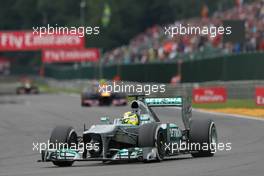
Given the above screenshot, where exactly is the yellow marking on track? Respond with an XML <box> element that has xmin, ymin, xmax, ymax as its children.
<box><xmin>201</xmin><ymin>108</ymin><xmax>264</xmax><ymax>119</ymax></box>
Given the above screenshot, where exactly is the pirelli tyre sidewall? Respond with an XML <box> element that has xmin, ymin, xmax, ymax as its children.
<box><xmin>138</xmin><ymin>122</ymin><xmax>165</xmax><ymax>161</ymax></box>
<box><xmin>189</xmin><ymin>119</ymin><xmax>218</xmax><ymax>157</ymax></box>
<box><xmin>49</xmin><ymin>126</ymin><xmax>78</xmax><ymax>167</ymax></box>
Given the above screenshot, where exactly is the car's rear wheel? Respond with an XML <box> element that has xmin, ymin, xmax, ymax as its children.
<box><xmin>31</xmin><ymin>87</ymin><xmax>39</xmax><ymax>94</ymax></box>
<box><xmin>189</xmin><ymin>119</ymin><xmax>217</xmax><ymax>157</ymax></box>
<box><xmin>16</xmin><ymin>87</ymin><xmax>24</xmax><ymax>95</ymax></box>
<box><xmin>138</xmin><ymin>123</ymin><xmax>165</xmax><ymax>162</ymax></box>
<box><xmin>112</xmin><ymin>93</ymin><xmax>127</xmax><ymax>106</ymax></box>
<box><xmin>81</xmin><ymin>93</ymin><xmax>98</xmax><ymax>107</ymax></box>
<box><xmin>81</xmin><ymin>100</ymin><xmax>88</xmax><ymax>107</ymax></box>
<box><xmin>49</xmin><ymin>126</ymin><xmax>78</xmax><ymax>167</ymax></box>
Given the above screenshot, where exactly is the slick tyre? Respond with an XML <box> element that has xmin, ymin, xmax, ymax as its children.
<box><xmin>138</xmin><ymin>123</ymin><xmax>165</xmax><ymax>162</ymax></box>
<box><xmin>189</xmin><ymin>119</ymin><xmax>217</xmax><ymax>157</ymax></box>
<box><xmin>49</xmin><ymin>126</ymin><xmax>78</xmax><ymax>167</ymax></box>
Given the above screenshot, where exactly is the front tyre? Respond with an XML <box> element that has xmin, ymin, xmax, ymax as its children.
<box><xmin>49</xmin><ymin>126</ymin><xmax>78</xmax><ymax>167</ymax></box>
<box><xmin>138</xmin><ymin>123</ymin><xmax>165</xmax><ymax>162</ymax></box>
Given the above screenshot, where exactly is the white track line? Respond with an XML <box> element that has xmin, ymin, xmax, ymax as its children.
<box><xmin>193</xmin><ymin>108</ymin><xmax>264</xmax><ymax>122</ymax></box>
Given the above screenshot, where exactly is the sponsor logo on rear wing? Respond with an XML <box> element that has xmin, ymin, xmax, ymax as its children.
<box><xmin>144</xmin><ymin>97</ymin><xmax>192</xmax><ymax>129</ymax></box>
<box><xmin>144</xmin><ymin>97</ymin><xmax>183</xmax><ymax>107</ymax></box>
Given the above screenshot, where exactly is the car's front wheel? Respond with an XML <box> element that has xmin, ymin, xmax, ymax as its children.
<box><xmin>138</xmin><ymin>123</ymin><xmax>165</xmax><ymax>162</ymax></box>
<box><xmin>49</xmin><ymin>126</ymin><xmax>78</xmax><ymax>167</ymax></box>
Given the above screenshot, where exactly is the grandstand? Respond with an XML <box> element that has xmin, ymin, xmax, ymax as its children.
<box><xmin>103</xmin><ymin>1</ymin><xmax>264</xmax><ymax>65</ymax></box>
<box><xmin>1</xmin><ymin>0</ymin><xmax>263</xmax><ymax>83</ymax></box>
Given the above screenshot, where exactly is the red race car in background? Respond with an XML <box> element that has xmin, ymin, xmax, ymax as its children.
<box><xmin>81</xmin><ymin>81</ymin><xmax>127</xmax><ymax>106</ymax></box>
<box><xmin>16</xmin><ymin>78</ymin><xmax>39</xmax><ymax>95</ymax></box>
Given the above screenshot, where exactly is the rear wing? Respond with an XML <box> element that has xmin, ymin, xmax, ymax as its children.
<box><xmin>144</xmin><ymin>97</ymin><xmax>183</xmax><ymax>107</ymax></box>
<box><xmin>144</xmin><ymin>97</ymin><xmax>192</xmax><ymax>130</ymax></box>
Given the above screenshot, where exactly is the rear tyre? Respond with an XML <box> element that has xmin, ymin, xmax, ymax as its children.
<box><xmin>81</xmin><ymin>93</ymin><xmax>98</xmax><ymax>107</ymax></box>
<box><xmin>16</xmin><ymin>87</ymin><xmax>23</xmax><ymax>95</ymax></box>
<box><xmin>138</xmin><ymin>123</ymin><xmax>165</xmax><ymax>162</ymax></box>
<box><xmin>113</xmin><ymin>93</ymin><xmax>127</xmax><ymax>106</ymax></box>
<box><xmin>31</xmin><ymin>87</ymin><xmax>39</xmax><ymax>94</ymax></box>
<box><xmin>49</xmin><ymin>126</ymin><xmax>78</xmax><ymax>167</ymax></box>
<box><xmin>189</xmin><ymin>119</ymin><xmax>217</xmax><ymax>157</ymax></box>
<box><xmin>81</xmin><ymin>101</ymin><xmax>87</xmax><ymax>107</ymax></box>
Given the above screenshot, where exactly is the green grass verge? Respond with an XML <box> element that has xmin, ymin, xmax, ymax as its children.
<box><xmin>193</xmin><ymin>99</ymin><xmax>261</xmax><ymax>109</ymax></box>
<box><xmin>37</xmin><ymin>83</ymin><xmax>81</xmax><ymax>94</ymax></box>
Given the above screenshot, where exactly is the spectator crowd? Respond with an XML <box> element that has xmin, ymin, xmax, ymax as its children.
<box><xmin>103</xmin><ymin>1</ymin><xmax>264</xmax><ymax>65</ymax></box>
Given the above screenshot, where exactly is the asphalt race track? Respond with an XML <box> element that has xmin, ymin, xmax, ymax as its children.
<box><xmin>0</xmin><ymin>94</ymin><xmax>264</xmax><ymax>176</ymax></box>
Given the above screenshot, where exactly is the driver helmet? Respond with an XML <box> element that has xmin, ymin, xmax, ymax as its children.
<box><xmin>122</xmin><ymin>111</ymin><xmax>139</xmax><ymax>125</ymax></box>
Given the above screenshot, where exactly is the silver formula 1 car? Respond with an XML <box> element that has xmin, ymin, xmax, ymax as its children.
<box><xmin>40</xmin><ymin>95</ymin><xmax>217</xmax><ymax>167</ymax></box>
